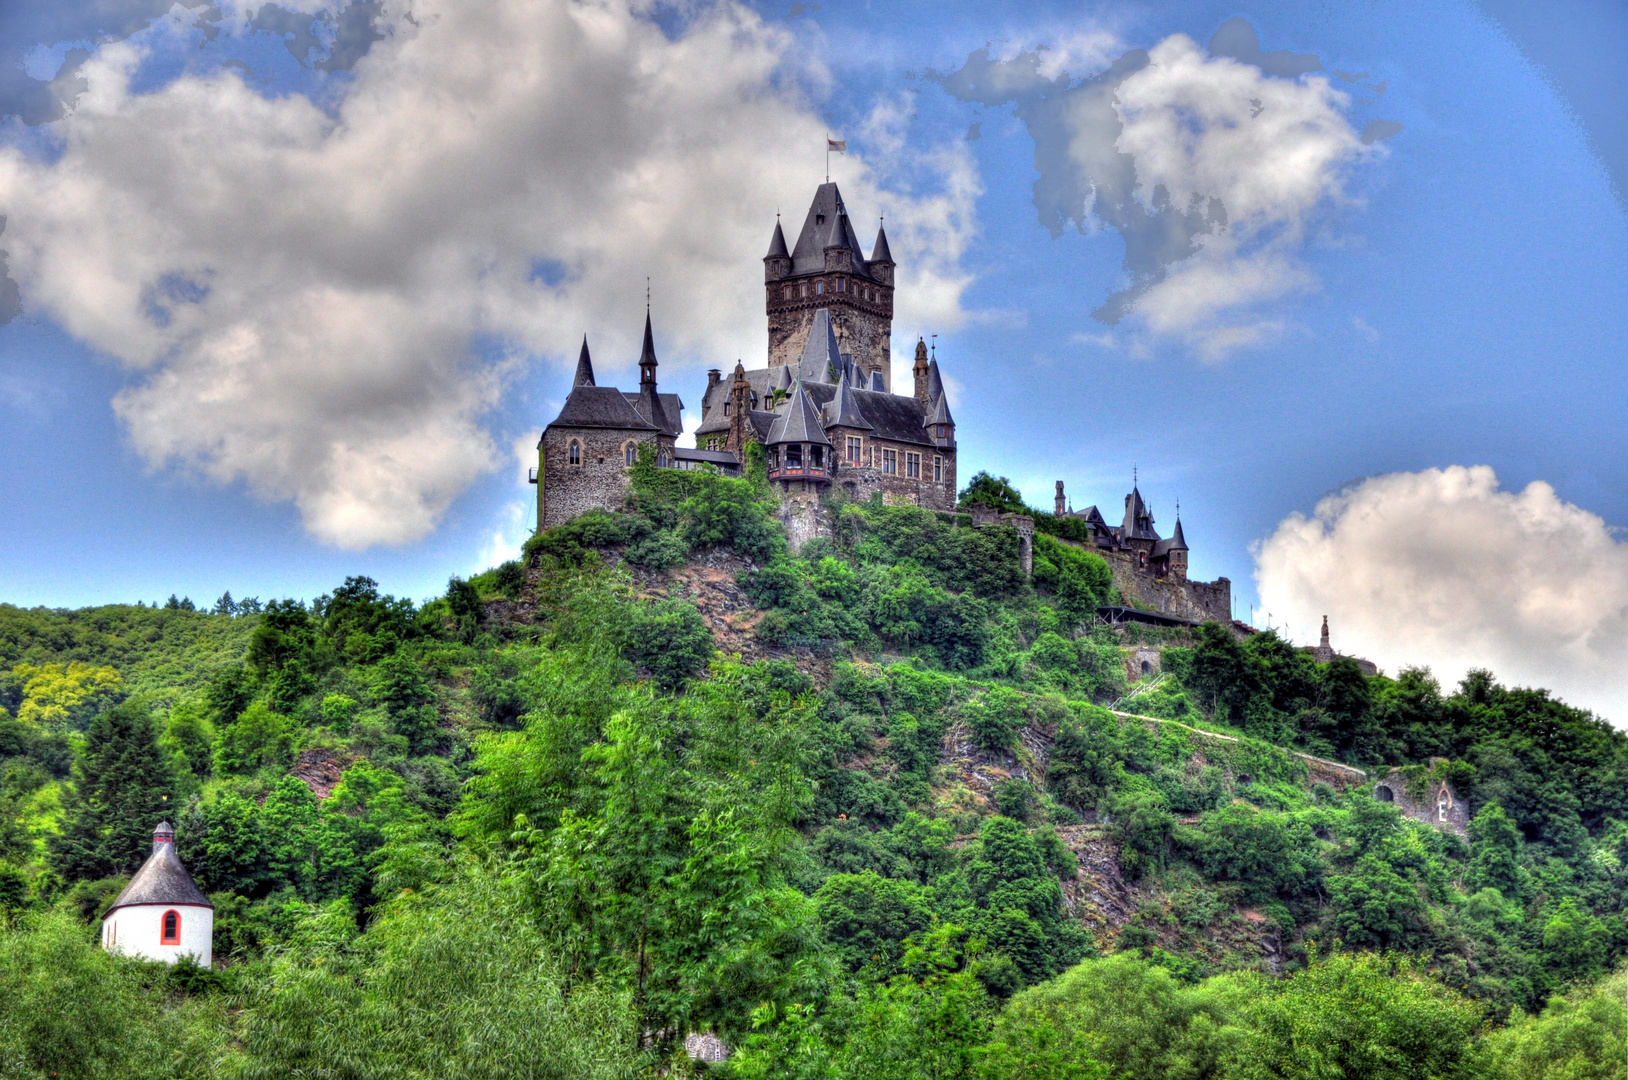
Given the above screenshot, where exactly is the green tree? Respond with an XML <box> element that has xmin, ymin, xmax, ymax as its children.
<box><xmin>48</xmin><ymin>700</ymin><xmax>176</xmax><ymax>881</ymax></box>
<box><xmin>1476</xmin><ymin>969</ymin><xmax>1628</xmax><ymax>1080</ymax></box>
<box><xmin>1468</xmin><ymin>802</ymin><xmax>1526</xmax><ymax>898</ymax></box>
<box><xmin>958</xmin><ymin>471</ymin><xmax>1027</xmax><ymax>515</ymax></box>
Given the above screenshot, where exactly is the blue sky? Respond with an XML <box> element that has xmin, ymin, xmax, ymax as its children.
<box><xmin>1</xmin><ymin>1</ymin><xmax>1625</xmax><ymax>718</ymax></box>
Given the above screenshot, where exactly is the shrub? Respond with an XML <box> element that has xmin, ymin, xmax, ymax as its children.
<box><xmin>627</xmin><ymin>600</ymin><xmax>715</xmax><ymax>690</ymax></box>
<box><xmin>963</xmin><ymin>687</ymin><xmax>1027</xmax><ymax>752</ymax></box>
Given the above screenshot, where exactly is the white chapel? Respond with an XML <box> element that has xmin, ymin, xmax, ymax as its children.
<box><xmin>100</xmin><ymin>821</ymin><xmax>214</xmax><ymax>966</ymax></box>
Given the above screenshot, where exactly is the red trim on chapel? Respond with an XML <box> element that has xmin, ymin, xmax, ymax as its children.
<box><xmin>161</xmin><ymin>909</ymin><xmax>180</xmax><ymax>945</ymax></box>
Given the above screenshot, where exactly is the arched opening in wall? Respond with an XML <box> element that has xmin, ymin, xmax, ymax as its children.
<box><xmin>568</xmin><ymin>440</ymin><xmax>581</xmax><ymax>466</ymax></box>
<box><xmin>1375</xmin><ymin>785</ymin><xmax>1394</xmax><ymax>803</ymax></box>
<box><xmin>161</xmin><ymin>909</ymin><xmax>180</xmax><ymax>945</ymax></box>
<box><xmin>1140</xmin><ymin>660</ymin><xmax>1151</xmax><ymax>674</ymax></box>
<box><xmin>625</xmin><ymin>442</ymin><xmax>637</xmax><ymax>467</ymax></box>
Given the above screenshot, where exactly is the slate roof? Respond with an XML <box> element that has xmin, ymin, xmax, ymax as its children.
<box><xmin>766</xmin><ymin>381</ymin><xmax>831</xmax><ymax>446</ymax></box>
<box><xmin>675</xmin><ymin>447</ymin><xmax>739</xmax><ymax>465</ymax></box>
<box><xmin>572</xmin><ymin>337</ymin><xmax>595</xmax><ymax>387</ymax></box>
<box><xmin>1152</xmin><ymin>519</ymin><xmax>1188</xmax><ymax>558</ymax></box>
<box><xmin>103</xmin><ymin>823</ymin><xmax>212</xmax><ymax>917</ymax></box>
<box><xmin>925</xmin><ymin>360</ymin><xmax>954</xmax><ymax>426</ymax></box>
<box><xmin>622</xmin><ymin>390</ymin><xmax>683</xmax><ymax>435</ymax></box>
<box><xmin>798</xmin><ymin>309</ymin><xmax>842</xmax><ymax>383</ymax></box>
<box><xmin>765</xmin><ymin>219</ymin><xmax>789</xmax><ymax>259</ymax></box>
<box><xmin>697</xmin><ymin>364</ymin><xmax>938</xmax><ymax>448</ymax></box>
<box><xmin>824</xmin><ymin>371</ymin><xmax>872</xmax><ymax>430</ymax></box>
<box><xmin>552</xmin><ymin>385</ymin><xmax>657</xmax><ymax>431</ymax></box>
<box><xmin>1121</xmin><ymin>486</ymin><xmax>1160</xmax><ymax>541</ymax></box>
<box><xmin>870</xmin><ymin>222</ymin><xmax>893</xmax><ymax>264</ymax></box>
<box><xmin>787</xmin><ymin>183</ymin><xmax>878</xmax><ymax>280</ymax></box>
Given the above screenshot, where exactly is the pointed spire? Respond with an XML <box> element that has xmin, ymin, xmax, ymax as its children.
<box><xmin>1169</xmin><ymin>517</ymin><xmax>1188</xmax><ymax>550</ymax></box>
<box><xmin>798</xmin><ymin>309</ymin><xmax>840</xmax><ymax>383</ymax></box>
<box><xmin>573</xmin><ymin>336</ymin><xmax>595</xmax><ymax>387</ymax></box>
<box><xmin>638</xmin><ymin>309</ymin><xmax>658</xmax><ymax>383</ymax></box>
<box><xmin>926</xmin><ymin>358</ymin><xmax>946</xmax><ymax>401</ymax></box>
<box><xmin>766</xmin><ymin>378</ymin><xmax>831</xmax><ymax>446</ymax></box>
<box><xmin>766</xmin><ymin>217</ymin><xmax>789</xmax><ymax>259</ymax></box>
<box><xmin>825</xmin><ymin>368</ymin><xmax>873</xmax><ymax>431</ymax></box>
<box><xmin>870</xmin><ymin>219</ymin><xmax>893</xmax><ymax>264</ymax></box>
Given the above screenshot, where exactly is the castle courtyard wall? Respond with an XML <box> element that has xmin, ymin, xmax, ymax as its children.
<box><xmin>1099</xmin><ymin>549</ymin><xmax>1231</xmax><ymax>623</ymax></box>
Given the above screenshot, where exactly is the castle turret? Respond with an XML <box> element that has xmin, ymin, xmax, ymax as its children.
<box><xmin>913</xmin><ymin>338</ymin><xmax>930</xmax><ymax>403</ymax></box>
<box><xmin>925</xmin><ymin>359</ymin><xmax>955</xmax><ymax>448</ymax></box>
<box><xmin>101</xmin><ymin>821</ymin><xmax>214</xmax><ymax>967</ymax></box>
<box><xmin>764</xmin><ymin>217</ymin><xmax>791</xmax><ymax>281</ymax></box>
<box><xmin>765</xmin><ymin>379</ymin><xmax>832</xmax><ymax>491</ymax></box>
<box><xmin>1055</xmin><ymin>481</ymin><xmax>1065</xmax><ymax>516</ymax></box>
<box><xmin>868</xmin><ymin>221</ymin><xmax>895</xmax><ymax>285</ymax></box>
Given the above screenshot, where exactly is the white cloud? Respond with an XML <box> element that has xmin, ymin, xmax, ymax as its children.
<box><xmin>0</xmin><ymin>0</ymin><xmax>977</xmax><ymax>547</ymax></box>
<box><xmin>1256</xmin><ymin>466</ymin><xmax>1628</xmax><ymax>724</ymax></box>
<box><xmin>1107</xmin><ymin>34</ymin><xmax>1371</xmax><ymax>357</ymax></box>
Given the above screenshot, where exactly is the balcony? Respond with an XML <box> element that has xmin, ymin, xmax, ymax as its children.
<box><xmin>527</xmin><ymin>467</ymin><xmax>538</xmax><ymax>485</ymax></box>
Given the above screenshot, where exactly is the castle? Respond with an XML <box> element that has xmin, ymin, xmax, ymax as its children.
<box><xmin>533</xmin><ymin>182</ymin><xmax>1228</xmax><ymax>621</ymax></box>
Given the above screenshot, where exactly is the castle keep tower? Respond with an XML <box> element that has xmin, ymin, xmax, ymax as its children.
<box><xmin>764</xmin><ymin>183</ymin><xmax>895</xmax><ymax>390</ymax></box>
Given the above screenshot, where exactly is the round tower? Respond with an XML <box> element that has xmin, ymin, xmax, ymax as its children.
<box><xmin>100</xmin><ymin>821</ymin><xmax>214</xmax><ymax>967</ymax></box>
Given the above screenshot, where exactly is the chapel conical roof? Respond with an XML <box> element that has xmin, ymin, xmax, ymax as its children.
<box><xmin>766</xmin><ymin>380</ymin><xmax>831</xmax><ymax>446</ymax></box>
<box><xmin>102</xmin><ymin>822</ymin><xmax>212</xmax><ymax>918</ymax></box>
<box><xmin>573</xmin><ymin>336</ymin><xmax>595</xmax><ymax>387</ymax></box>
<box><xmin>638</xmin><ymin>310</ymin><xmax>658</xmax><ymax>372</ymax></box>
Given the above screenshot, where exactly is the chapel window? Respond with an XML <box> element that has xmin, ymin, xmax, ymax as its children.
<box><xmin>625</xmin><ymin>442</ymin><xmax>637</xmax><ymax>467</ymax></box>
<box><xmin>161</xmin><ymin>910</ymin><xmax>180</xmax><ymax>945</ymax></box>
<box><xmin>568</xmin><ymin>440</ymin><xmax>581</xmax><ymax>466</ymax></box>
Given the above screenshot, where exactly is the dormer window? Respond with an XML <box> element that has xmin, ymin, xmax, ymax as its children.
<box><xmin>816</xmin><ymin>213</ymin><xmax>825</xmax><ymax>225</ymax></box>
<box><xmin>723</xmin><ymin>402</ymin><xmax>730</xmax><ymax>416</ymax></box>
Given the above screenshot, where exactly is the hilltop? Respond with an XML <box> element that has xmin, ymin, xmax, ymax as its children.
<box><xmin>0</xmin><ymin>458</ymin><xmax>1624</xmax><ymax>1078</ymax></box>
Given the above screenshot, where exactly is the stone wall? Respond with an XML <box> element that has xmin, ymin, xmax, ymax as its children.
<box><xmin>1101</xmin><ymin>549</ymin><xmax>1231</xmax><ymax>623</ymax></box>
<box><xmin>831</xmin><ymin>441</ymin><xmax>955</xmax><ymax>511</ymax></box>
<box><xmin>766</xmin><ymin>293</ymin><xmax>893</xmax><ymax>386</ymax></box>
<box><xmin>1373</xmin><ymin>769</ymin><xmax>1470</xmax><ymax>838</ymax></box>
<box><xmin>540</xmin><ymin>427</ymin><xmax>668</xmax><ymax>530</ymax></box>
<box><xmin>777</xmin><ymin>489</ymin><xmax>828</xmax><ymax>553</ymax></box>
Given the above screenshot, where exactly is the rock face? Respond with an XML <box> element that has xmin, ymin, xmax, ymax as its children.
<box><xmin>292</xmin><ymin>747</ymin><xmax>348</xmax><ymax>800</ymax></box>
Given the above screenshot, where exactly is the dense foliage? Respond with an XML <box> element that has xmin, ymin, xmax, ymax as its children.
<box><xmin>0</xmin><ymin>465</ymin><xmax>1622</xmax><ymax>1077</ymax></box>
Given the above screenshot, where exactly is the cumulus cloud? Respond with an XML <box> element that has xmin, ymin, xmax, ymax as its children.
<box><xmin>0</xmin><ymin>0</ymin><xmax>976</xmax><ymax>547</ymax></box>
<box><xmin>941</xmin><ymin>19</ymin><xmax>1380</xmax><ymax>358</ymax></box>
<box><xmin>1256</xmin><ymin>466</ymin><xmax>1628</xmax><ymax>724</ymax></box>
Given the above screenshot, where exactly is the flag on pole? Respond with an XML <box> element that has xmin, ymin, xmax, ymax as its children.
<box><xmin>827</xmin><ymin>138</ymin><xmax>846</xmax><ymax>152</ymax></box>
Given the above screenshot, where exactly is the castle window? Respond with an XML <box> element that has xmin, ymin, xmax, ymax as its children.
<box><xmin>837</xmin><ymin>278</ymin><xmax>845</xmax><ymax>292</ymax></box>
<box><xmin>906</xmin><ymin>452</ymin><xmax>921</xmax><ymax>479</ymax></box>
<box><xmin>816</xmin><ymin>280</ymin><xmax>825</xmax><ymax>295</ymax></box>
<box><xmin>933</xmin><ymin>455</ymin><xmax>942</xmax><ymax>482</ymax></box>
<box><xmin>723</xmin><ymin>401</ymin><xmax>730</xmax><ymax>416</ymax></box>
<box><xmin>847</xmin><ymin>436</ymin><xmax>861</xmax><ymax>463</ymax></box>
<box><xmin>657</xmin><ymin>450</ymin><xmax>669</xmax><ymax>468</ymax></box>
<box><xmin>800</xmin><ymin>283</ymin><xmax>807</xmax><ymax>298</ymax></box>
<box><xmin>882</xmin><ymin>449</ymin><xmax>897</xmax><ymax>475</ymax></box>
<box><xmin>783</xmin><ymin>286</ymin><xmax>791</xmax><ymax>299</ymax></box>
<box><xmin>568</xmin><ymin>440</ymin><xmax>581</xmax><ymax>466</ymax></box>
<box><xmin>811</xmin><ymin>445</ymin><xmax>824</xmax><ymax>468</ymax></box>
<box><xmin>161</xmin><ymin>909</ymin><xmax>180</xmax><ymax>945</ymax></box>
<box><xmin>786</xmin><ymin>445</ymin><xmax>803</xmax><ymax>468</ymax></box>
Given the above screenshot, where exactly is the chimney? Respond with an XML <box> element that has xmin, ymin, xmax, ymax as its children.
<box><xmin>913</xmin><ymin>338</ymin><xmax>930</xmax><ymax>403</ymax></box>
<box><xmin>1055</xmin><ymin>481</ymin><xmax>1065</xmax><ymax>516</ymax></box>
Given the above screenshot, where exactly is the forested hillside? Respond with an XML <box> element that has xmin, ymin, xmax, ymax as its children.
<box><xmin>0</xmin><ymin>456</ymin><xmax>1623</xmax><ymax>1079</ymax></box>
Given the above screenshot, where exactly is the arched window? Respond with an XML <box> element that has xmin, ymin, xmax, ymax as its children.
<box><xmin>161</xmin><ymin>909</ymin><xmax>180</xmax><ymax>945</ymax></box>
<box><xmin>836</xmin><ymin>278</ymin><xmax>845</xmax><ymax>292</ymax></box>
<box><xmin>568</xmin><ymin>440</ymin><xmax>581</xmax><ymax>466</ymax></box>
<box><xmin>625</xmin><ymin>442</ymin><xmax>637</xmax><ymax>467</ymax></box>
<box><xmin>657</xmin><ymin>450</ymin><xmax>669</xmax><ymax>468</ymax></box>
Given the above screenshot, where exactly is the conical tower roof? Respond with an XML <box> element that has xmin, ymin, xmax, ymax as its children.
<box><xmin>766</xmin><ymin>380</ymin><xmax>831</xmax><ymax>447</ymax></box>
<box><xmin>870</xmin><ymin>222</ymin><xmax>893</xmax><ymax>264</ymax></box>
<box><xmin>824</xmin><ymin>369</ymin><xmax>872</xmax><ymax>430</ymax></box>
<box><xmin>765</xmin><ymin>219</ymin><xmax>789</xmax><ymax>259</ymax></box>
<box><xmin>797</xmin><ymin>308</ymin><xmax>840</xmax><ymax>383</ymax></box>
<box><xmin>1169</xmin><ymin>517</ymin><xmax>1187</xmax><ymax>550</ymax></box>
<box><xmin>102</xmin><ymin>822</ymin><xmax>211</xmax><ymax>918</ymax></box>
<box><xmin>573</xmin><ymin>336</ymin><xmax>595</xmax><ymax>387</ymax></box>
<box><xmin>1122</xmin><ymin>486</ymin><xmax>1158</xmax><ymax>541</ymax></box>
<box><xmin>638</xmin><ymin>310</ymin><xmax>658</xmax><ymax>372</ymax></box>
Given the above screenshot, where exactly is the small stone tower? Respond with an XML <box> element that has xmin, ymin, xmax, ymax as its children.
<box><xmin>101</xmin><ymin>821</ymin><xmax>213</xmax><ymax>967</ymax></box>
<box><xmin>1313</xmin><ymin>616</ymin><xmax>1335</xmax><ymax>663</ymax></box>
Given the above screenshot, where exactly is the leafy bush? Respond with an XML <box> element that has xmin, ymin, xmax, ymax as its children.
<box><xmin>626</xmin><ymin>600</ymin><xmax>715</xmax><ymax>690</ymax></box>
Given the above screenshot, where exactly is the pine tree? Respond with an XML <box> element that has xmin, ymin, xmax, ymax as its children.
<box><xmin>48</xmin><ymin>701</ymin><xmax>176</xmax><ymax>881</ymax></box>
